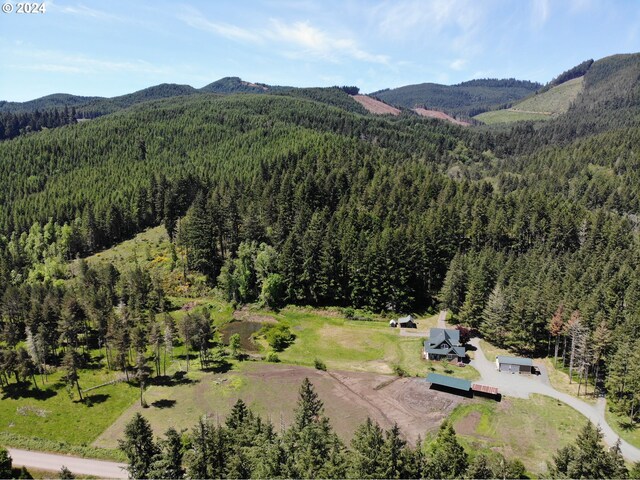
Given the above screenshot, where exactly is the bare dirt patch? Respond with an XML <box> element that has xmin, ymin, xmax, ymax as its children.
<box><xmin>413</xmin><ymin>107</ymin><xmax>471</xmax><ymax>126</ymax></box>
<box><xmin>353</xmin><ymin>95</ymin><xmax>401</xmax><ymax>115</ymax></box>
<box><xmin>181</xmin><ymin>301</ymin><xmax>198</xmax><ymax>311</ymax></box>
<box><xmin>455</xmin><ymin>410</ymin><xmax>481</xmax><ymax>436</ymax></box>
<box><xmin>232</xmin><ymin>307</ymin><xmax>277</xmax><ymax>324</ymax></box>
<box><xmin>94</xmin><ymin>363</ymin><xmax>467</xmax><ymax>448</ymax></box>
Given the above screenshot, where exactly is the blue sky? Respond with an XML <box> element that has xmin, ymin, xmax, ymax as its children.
<box><xmin>1</xmin><ymin>0</ymin><xmax>639</xmax><ymax>101</ymax></box>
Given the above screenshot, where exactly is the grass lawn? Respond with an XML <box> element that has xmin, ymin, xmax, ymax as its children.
<box><xmin>0</xmin><ymin>364</ymin><xmax>137</xmax><ymax>459</ymax></box>
<box><xmin>605</xmin><ymin>408</ymin><xmax>640</xmax><ymax>449</ymax></box>
<box><xmin>538</xmin><ymin>358</ymin><xmax>597</xmax><ymax>403</ymax></box>
<box><xmin>450</xmin><ymin>394</ymin><xmax>587</xmax><ymax>475</ymax></box>
<box><xmin>478</xmin><ymin>339</ymin><xmax>511</xmax><ymax>362</ymax></box>
<box><xmin>474</xmin><ymin>109</ymin><xmax>550</xmax><ymax>124</ymax></box>
<box><xmin>272</xmin><ymin>307</ymin><xmax>479</xmax><ymax>380</ymax></box>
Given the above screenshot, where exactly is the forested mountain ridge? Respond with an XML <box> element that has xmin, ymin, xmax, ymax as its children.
<box><xmin>2</xmin><ymin>51</ymin><xmax>640</xmax><ymax>431</ymax></box>
<box><xmin>371</xmin><ymin>78</ymin><xmax>541</xmax><ymax>117</ymax></box>
<box><xmin>487</xmin><ymin>52</ymin><xmax>640</xmax><ymax>152</ymax></box>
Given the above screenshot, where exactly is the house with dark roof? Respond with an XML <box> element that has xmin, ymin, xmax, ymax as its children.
<box><xmin>496</xmin><ymin>356</ymin><xmax>533</xmax><ymax>375</ymax></box>
<box><xmin>423</xmin><ymin>328</ymin><xmax>466</xmax><ymax>362</ymax></box>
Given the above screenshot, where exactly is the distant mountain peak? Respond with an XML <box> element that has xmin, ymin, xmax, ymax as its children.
<box><xmin>200</xmin><ymin>77</ymin><xmax>271</xmax><ymax>94</ymax></box>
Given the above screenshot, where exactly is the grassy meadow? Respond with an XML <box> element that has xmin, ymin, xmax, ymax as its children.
<box><xmin>0</xmin><ymin>357</ymin><xmax>137</xmax><ymax>459</ymax></box>
<box><xmin>474</xmin><ymin>109</ymin><xmax>550</xmax><ymax>124</ymax></box>
<box><xmin>450</xmin><ymin>394</ymin><xmax>587</xmax><ymax>475</ymax></box>
<box><xmin>474</xmin><ymin>76</ymin><xmax>584</xmax><ymax>125</ymax></box>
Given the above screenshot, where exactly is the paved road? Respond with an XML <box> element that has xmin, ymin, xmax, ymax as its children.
<box><xmin>470</xmin><ymin>338</ymin><xmax>640</xmax><ymax>462</ymax></box>
<box><xmin>7</xmin><ymin>448</ymin><xmax>127</xmax><ymax>479</ymax></box>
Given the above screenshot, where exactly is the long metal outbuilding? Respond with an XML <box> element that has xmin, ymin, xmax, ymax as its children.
<box><xmin>426</xmin><ymin>373</ymin><xmax>500</xmax><ymax>398</ymax></box>
<box><xmin>496</xmin><ymin>355</ymin><xmax>533</xmax><ymax>375</ymax></box>
<box><xmin>426</xmin><ymin>373</ymin><xmax>471</xmax><ymax>392</ymax></box>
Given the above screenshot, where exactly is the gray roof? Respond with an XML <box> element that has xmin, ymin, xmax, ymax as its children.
<box><xmin>497</xmin><ymin>356</ymin><xmax>532</xmax><ymax>367</ymax></box>
<box><xmin>424</xmin><ymin>344</ymin><xmax>465</xmax><ymax>357</ymax></box>
<box><xmin>427</xmin><ymin>328</ymin><xmax>461</xmax><ymax>348</ymax></box>
<box><xmin>426</xmin><ymin>373</ymin><xmax>471</xmax><ymax>391</ymax></box>
<box><xmin>398</xmin><ymin>315</ymin><xmax>415</xmax><ymax>324</ymax></box>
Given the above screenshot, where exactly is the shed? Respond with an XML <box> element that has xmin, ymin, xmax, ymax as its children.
<box><xmin>472</xmin><ymin>383</ymin><xmax>499</xmax><ymax>395</ymax></box>
<box><xmin>397</xmin><ymin>315</ymin><xmax>417</xmax><ymax>328</ymax></box>
<box><xmin>496</xmin><ymin>356</ymin><xmax>533</xmax><ymax>375</ymax></box>
<box><xmin>426</xmin><ymin>373</ymin><xmax>472</xmax><ymax>396</ymax></box>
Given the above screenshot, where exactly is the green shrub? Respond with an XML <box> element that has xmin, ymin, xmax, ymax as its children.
<box><xmin>260</xmin><ymin>324</ymin><xmax>295</xmax><ymax>351</ymax></box>
<box><xmin>265</xmin><ymin>352</ymin><xmax>280</xmax><ymax>363</ymax></box>
<box><xmin>393</xmin><ymin>365</ymin><xmax>408</xmax><ymax>377</ymax></box>
<box><xmin>314</xmin><ymin>358</ymin><xmax>327</xmax><ymax>371</ymax></box>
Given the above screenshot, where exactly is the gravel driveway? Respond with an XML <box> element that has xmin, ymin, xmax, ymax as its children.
<box><xmin>470</xmin><ymin>337</ymin><xmax>640</xmax><ymax>462</ymax></box>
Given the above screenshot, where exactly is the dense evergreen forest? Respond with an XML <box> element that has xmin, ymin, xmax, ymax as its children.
<box><xmin>2</xmin><ymin>52</ymin><xmax>640</xmax><ymax>430</ymax></box>
<box><xmin>371</xmin><ymin>78</ymin><xmax>541</xmax><ymax>116</ymax></box>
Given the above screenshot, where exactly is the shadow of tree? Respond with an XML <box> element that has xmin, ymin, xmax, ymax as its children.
<box><xmin>2</xmin><ymin>382</ymin><xmax>57</xmax><ymax>400</ymax></box>
<box><xmin>84</xmin><ymin>393</ymin><xmax>110</xmax><ymax>406</ymax></box>
<box><xmin>150</xmin><ymin>372</ymin><xmax>198</xmax><ymax>387</ymax></box>
<box><xmin>618</xmin><ymin>420</ymin><xmax>637</xmax><ymax>431</ymax></box>
<box><xmin>152</xmin><ymin>399</ymin><xmax>177</xmax><ymax>409</ymax></box>
<box><xmin>202</xmin><ymin>360</ymin><xmax>232</xmax><ymax>374</ymax></box>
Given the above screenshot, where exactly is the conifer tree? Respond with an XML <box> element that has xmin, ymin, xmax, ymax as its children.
<box><xmin>119</xmin><ymin>413</ymin><xmax>159</xmax><ymax>480</ymax></box>
<box><xmin>467</xmin><ymin>453</ymin><xmax>493</xmax><ymax>479</ymax></box>
<box><xmin>481</xmin><ymin>284</ymin><xmax>509</xmax><ymax>346</ymax></box>
<box><xmin>0</xmin><ymin>447</ymin><xmax>12</xmax><ymax>479</ymax></box>
<box><xmin>62</xmin><ymin>348</ymin><xmax>83</xmax><ymax>401</ymax></box>
<box><xmin>149</xmin><ymin>427</ymin><xmax>185</xmax><ymax>480</ymax></box>
<box><xmin>424</xmin><ymin>421</ymin><xmax>468</xmax><ymax>479</ymax></box>
<box><xmin>349</xmin><ymin>418</ymin><xmax>385</xmax><ymax>479</ymax></box>
<box><xmin>438</xmin><ymin>253</ymin><xmax>467</xmax><ymax>314</ymax></box>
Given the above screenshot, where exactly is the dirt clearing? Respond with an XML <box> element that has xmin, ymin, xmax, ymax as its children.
<box><xmin>353</xmin><ymin>95</ymin><xmax>401</xmax><ymax>115</ymax></box>
<box><xmin>94</xmin><ymin>363</ymin><xmax>466</xmax><ymax>449</ymax></box>
<box><xmin>413</xmin><ymin>108</ymin><xmax>471</xmax><ymax>126</ymax></box>
<box><xmin>232</xmin><ymin>306</ymin><xmax>277</xmax><ymax>324</ymax></box>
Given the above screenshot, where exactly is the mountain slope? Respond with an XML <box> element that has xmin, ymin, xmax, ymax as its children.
<box><xmin>0</xmin><ymin>93</ymin><xmax>103</xmax><ymax>114</ymax></box>
<box><xmin>475</xmin><ymin>76</ymin><xmax>584</xmax><ymax>124</ymax></box>
<box><xmin>200</xmin><ymin>76</ymin><xmax>272</xmax><ymax>94</ymax></box>
<box><xmin>372</xmin><ymin>79</ymin><xmax>541</xmax><ymax>117</ymax></box>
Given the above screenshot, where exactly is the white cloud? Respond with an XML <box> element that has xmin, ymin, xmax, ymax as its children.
<box><xmin>449</xmin><ymin>58</ymin><xmax>466</xmax><ymax>71</ymax></box>
<box><xmin>531</xmin><ymin>0</ymin><xmax>550</xmax><ymax>28</ymax></box>
<box><xmin>177</xmin><ymin>8</ymin><xmax>389</xmax><ymax>65</ymax></box>
<box><xmin>47</xmin><ymin>1</ymin><xmax>127</xmax><ymax>22</ymax></box>
<box><xmin>375</xmin><ymin>0</ymin><xmax>482</xmax><ymax>39</ymax></box>
<box><xmin>266</xmin><ymin>19</ymin><xmax>389</xmax><ymax>64</ymax></box>
<box><xmin>569</xmin><ymin>0</ymin><xmax>593</xmax><ymax>13</ymax></box>
<box><xmin>177</xmin><ymin>7</ymin><xmax>262</xmax><ymax>44</ymax></box>
<box><xmin>11</xmin><ymin>50</ymin><xmax>172</xmax><ymax>76</ymax></box>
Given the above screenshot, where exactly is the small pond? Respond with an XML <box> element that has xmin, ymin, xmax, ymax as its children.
<box><xmin>220</xmin><ymin>321</ymin><xmax>263</xmax><ymax>352</ymax></box>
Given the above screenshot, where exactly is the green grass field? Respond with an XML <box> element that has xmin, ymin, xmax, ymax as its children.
<box><xmin>267</xmin><ymin>307</ymin><xmax>479</xmax><ymax>380</ymax></box>
<box><xmin>474</xmin><ymin>76</ymin><xmax>584</xmax><ymax>125</ymax></box>
<box><xmin>513</xmin><ymin>76</ymin><xmax>583</xmax><ymax>114</ymax></box>
<box><xmin>0</xmin><ymin>362</ymin><xmax>137</xmax><ymax>458</ymax></box>
<box><xmin>451</xmin><ymin>394</ymin><xmax>587</xmax><ymax>475</ymax></box>
<box><xmin>605</xmin><ymin>408</ymin><xmax>640</xmax><ymax>449</ymax></box>
<box><xmin>474</xmin><ymin>109</ymin><xmax>550</xmax><ymax>124</ymax></box>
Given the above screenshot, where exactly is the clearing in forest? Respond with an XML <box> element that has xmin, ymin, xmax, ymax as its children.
<box><xmin>93</xmin><ymin>362</ymin><xmax>466</xmax><ymax>448</ymax></box>
<box><xmin>352</xmin><ymin>95</ymin><xmax>401</xmax><ymax>115</ymax></box>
